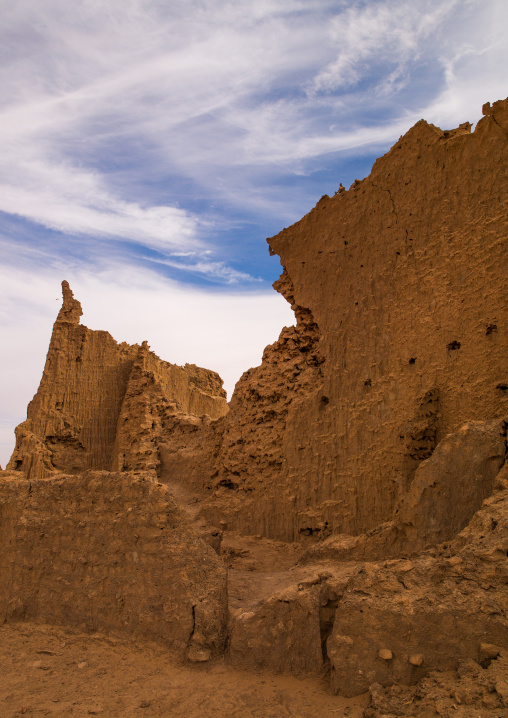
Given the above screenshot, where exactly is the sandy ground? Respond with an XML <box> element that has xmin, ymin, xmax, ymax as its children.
<box><xmin>0</xmin><ymin>622</ymin><xmax>369</xmax><ymax>718</ymax></box>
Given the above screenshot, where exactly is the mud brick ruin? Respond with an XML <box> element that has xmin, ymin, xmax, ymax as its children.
<box><xmin>2</xmin><ymin>97</ymin><xmax>507</xmax><ymax>716</ymax></box>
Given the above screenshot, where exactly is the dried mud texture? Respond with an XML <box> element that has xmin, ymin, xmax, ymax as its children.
<box><xmin>0</xmin><ymin>471</ymin><xmax>228</xmax><ymax>661</ymax></box>
<box><xmin>365</xmin><ymin>654</ymin><xmax>508</xmax><ymax>718</ymax></box>
<box><xmin>300</xmin><ymin>419</ymin><xmax>507</xmax><ymax>563</ymax></box>
<box><xmin>8</xmin><ymin>282</ymin><xmax>228</xmax><ymax>480</ymax></box>
<box><xmin>111</xmin><ymin>342</ymin><xmax>227</xmax><ymax>475</ymax></box>
<box><xmin>190</xmin><ymin>97</ymin><xmax>508</xmax><ymax>541</ymax></box>
<box><xmin>222</xmin><ymin>439</ymin><xmax>508</xmax><ymax>700</ymax></box>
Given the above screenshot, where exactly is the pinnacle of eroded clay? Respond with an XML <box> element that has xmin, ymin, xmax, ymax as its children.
<box><xmin>7</xmin><ymin>281</ymin><xmax>228</xmax><ymax>480</ymax></box>
<box><xmin>56</xmin><ymin>280</ymin><xmax>83</xmax><ymax>324</ymax></box>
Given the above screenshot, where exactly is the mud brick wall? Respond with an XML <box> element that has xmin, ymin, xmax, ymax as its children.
<box><xmin>0</xmin><ymin>471</ymin><xmax>228</xmax><ymax>660</ymax></box>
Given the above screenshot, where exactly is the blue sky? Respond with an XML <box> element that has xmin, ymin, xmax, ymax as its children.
<box><xmin>1</xmin><ymin>0</ymin><xmax>507</xmax><ymax>466</ymax></box>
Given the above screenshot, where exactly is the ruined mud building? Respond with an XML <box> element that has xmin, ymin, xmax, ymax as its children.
<box><xmin>1</xmin><ymin>98</ymin><xmax>507</xmax><ymax>710</ymax></box>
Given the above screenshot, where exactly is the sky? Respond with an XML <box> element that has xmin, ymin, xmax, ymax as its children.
<box><xmin>1</xmin><ymin>0</ymin><xmax>507</xmax><ymax>467</ymax></box>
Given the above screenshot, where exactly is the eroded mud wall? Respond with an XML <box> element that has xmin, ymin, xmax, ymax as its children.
<box><xmin>194</xmin><ymin>99</ymin><xmax>508</xmax><ymax>540</ymax></box>
<box><xmin>8</xmin><ymin>282</ymin><xmax>228</xmax><ymax>480</ymax></box>
<box><xmin>8</xmin><ymin>283</ymin><xmax>138</xmax><ymax>479</ymax></box>
<box><xmin>0</xmin><ymin>471</ymin><xmax>228</xmax><ymax>660</ymax></box>
<box><xmin>112</xmin><ymin>343</ymin><xmax>228</xmax><ymax>473</ymax></box>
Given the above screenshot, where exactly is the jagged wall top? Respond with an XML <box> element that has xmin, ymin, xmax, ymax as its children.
<box><xmin>56</xmin><ymin>280</ymin><xmax>83</xmax><ymax>324</ymax></box>
<box><xmin>8</xmin><ymin>283</ymin><xmax>228</xmax><ymax>480</ymax></box>
<box><xmin>187</xmin><ymin>97</ymin><xmax>508</xmax><ymax>541</ymax></box>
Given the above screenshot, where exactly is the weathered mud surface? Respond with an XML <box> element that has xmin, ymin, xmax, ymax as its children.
<box><xmin>2</xmin><ymin>97</ymin><xmax>508</xmax><ymax>715</ymax></box>
<box><xmin>191</xmin><ymin>98</ymin><xmax>508</xmax><ymax>541</ymax></box>
<box><xmin>0</xmin><ymin>622</ymin><xmax>369</xmax><ymax>718</ymax></box>
<box><xmin>8</xmin><ymin>282</ymin><xmax>227</xmax><ymax>481</ymax></box>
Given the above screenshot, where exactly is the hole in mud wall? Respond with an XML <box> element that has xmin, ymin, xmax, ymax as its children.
<box><xmin>320</xmin><ymin>396</ymin><xmax>330</xmax><ymax>405</ymax></box>
<box><xmin>486</xmin><ymin>324</ymin><xmax>498</xmax><ymax>335</ymax></box>
<box><xmin>14</xmin><ymin>460</ymin><xmax>23</xmax><ymax>470</ymax></box>
<box><xmin>409</xmin><ymin>357</ymin><xmax>416</xmax><ymax>365</ymax></box>
<box><xmin>299</xmin><ymin>527</ymin><xmax>318</xmax><ymax>536</ymax></box>
<box><xmin>320</xmin><ymin>597</ymin><xmax>339</xmax><ymax>664</ymax></box>
<box><xmin>299</xmin><ymin>522</ymin><xmax>328</xmax><ymax>537</ymax></box>
<box><xmin>402</xmin><ymin>388</ymin><xmax>440</xmax><ymax>488</ymax></box>
<box><xmin>496</xmin><ymin>383</ymin><xmax>508</xmax><ymax>392</ymax></box>
<box><xmin>364</xmin><ymin>379</ymin><xmax>372</xmax><ymax>387</ymax></box>
<box><xmin>218</xmin><ymin>478</ymin><xmax>238</xmax><ymax>490</ymax></box>
<box><xmin>447</xmin><ymin>341</ymin><xmax>461</xmax><ymax>351</ymax></box>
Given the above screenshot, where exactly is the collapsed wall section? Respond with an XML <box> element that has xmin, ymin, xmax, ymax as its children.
<box><xmin>328</xmin><ymin>465</ymin><xmax>508</xmax><ymax>696</ymax></box>
<box><xmin>226</xmin><ymin>451</ymin><xmax>508</xmax><ymax>695</ymax></box>
<box><xmin>111</xmin><ymin>342</ymin><xmax>228</xmax><ymax>474</ymax></box>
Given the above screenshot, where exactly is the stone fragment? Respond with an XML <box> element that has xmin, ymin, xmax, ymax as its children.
<box><xmin>479</xmin><ymin>643</ymin><xmax>501</xmax><ymax>662</ymax></box>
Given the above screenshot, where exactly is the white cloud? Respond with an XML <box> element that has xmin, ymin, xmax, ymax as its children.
<box><xmin>1</xmin><ymin>0</ymin><xmax>506</xmax><ymax>243</ymax></box>
<box><xmin>310</xmin><ymin>1</ymin><xmax>459</xmax><ymax>95</ymax></box>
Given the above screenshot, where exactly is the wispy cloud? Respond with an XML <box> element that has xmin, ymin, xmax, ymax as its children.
<box><xmin>309</xmin><ymin>1</ymin><xmax>459</xmax><ymax>95</ymax></box>
<box><xmin>2</xmin><ymin>0</ymin><xmax>506</xmax><ymax>261</ymax></box>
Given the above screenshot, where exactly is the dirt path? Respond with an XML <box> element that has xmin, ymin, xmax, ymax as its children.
<box><xmin>163</xmin><ymin>479</ymin><xmax>314</xmax><ymax>611</ymax></box>
<box><xmin>0</xmin><ymin>622</ymin><xmax>369</xmax><ymax>718</ymax></box>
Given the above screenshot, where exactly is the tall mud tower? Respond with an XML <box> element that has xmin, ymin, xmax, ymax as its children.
<box><xmin>187</xmin><ymin>99</ymin><xmax>508</xmax><ymax>541</ymax></box>
<box><xmin>8</xmin><ymin>281</ymin><xmax>228</xmax><ymax>480</ymax></box>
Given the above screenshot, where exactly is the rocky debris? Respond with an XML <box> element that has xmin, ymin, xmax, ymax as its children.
<box><xmin>327</xmin><ymin>470</ymin><xmax>508</xmax><ymax>696</ymax></box>
<box><xmin>365</xmin><ymin>653</ymin><xmax>508</xmax><ymax>717</ymax></box>
<box><xmin>0</xmin><ymin>471</ymin><xmax>228</xmax><ymax>660</ymax></box>
<box><xmin>225</xmin><ymin>456</ymin><xmax>508</xmax><ymax>694</ymax></box>
<box><xmin>8</xmin><ymin>281</ymin><xmax>227</xmax><ymax>481</ymax></box>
